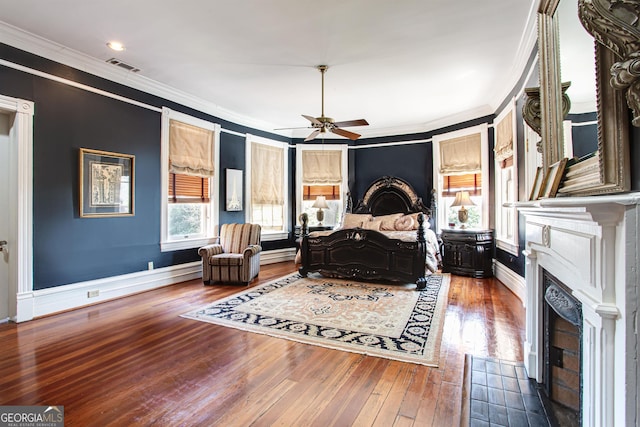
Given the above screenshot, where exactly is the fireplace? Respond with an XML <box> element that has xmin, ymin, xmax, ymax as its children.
<box><xmin>542</xmin><ymin>270</ymin><xmax>581</xmax><ymax>426</ymax></box>
<box><xmin>518</xmin><ymin>195</ymin><xmax>640</xmax><ymax>427</ymax></box>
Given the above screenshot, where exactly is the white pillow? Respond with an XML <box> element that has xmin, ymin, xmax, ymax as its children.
<box><xmin>363</xmin><ymin>219</ymin><xmax>382</xmax><ymax>231</ymax></box>
<box><xmin>408</xmin><ymin>212</ymin><xmax>430</xmax><ymax>229</ymax></box>
<box><xmin>374</xmin><ymin>213</ymin><xmax>404</xmax><ymax>230</ymax></box>
<box><xmin>394</xmin><ymin>215</ymin><xmax>414</xmax><ymax>231</ymax></box>
<box><xmin>342</xmin><ymin>213</ymin><xmax>373</xmax><ymax>228</ymax></box>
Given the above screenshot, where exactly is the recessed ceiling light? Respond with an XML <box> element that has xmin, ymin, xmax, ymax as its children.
<box><xmin>107</xmin><ymin>41</ymin><xmax>125</xmax><ymax>51</ymax></box>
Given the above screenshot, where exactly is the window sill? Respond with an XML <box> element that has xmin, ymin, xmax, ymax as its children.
<box><xmin>161</xmin><ymin>237</ymin><xmax>218</xmax><ymax>252</ymax></box>
<box><xmin>496</xmin><ymin>239</ymin><xmax>519</xmax><ymax>256</ymax></box>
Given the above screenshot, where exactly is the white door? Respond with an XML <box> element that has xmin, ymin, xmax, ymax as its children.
<box><xmin>0</xmin><ymin>112</ymin><xmax>10</xmax><ymax>322</ymax></box>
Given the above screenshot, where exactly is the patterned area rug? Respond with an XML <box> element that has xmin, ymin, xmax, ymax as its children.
<box><xmin>182</xmin><ymin>272</ymin><xmax>450</xmax><ymax>366</ymax></box>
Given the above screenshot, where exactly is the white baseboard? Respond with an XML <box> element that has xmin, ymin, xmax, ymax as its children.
<box><xmin>261</xmin><ymin>247</ymin><xmax>296</xmax><ymax>264</ymax></box>
<box><xmin>29</xmin><ymin>261</ymin><xmax>203</xmax><ymax>320</ymax></box>
<box><xmin>493</xmin><ymin>260</ymin><xmax>526</xmax><ymax>306</ymax></box>
<box><xmin>20</xmin><ymin>248</ymin><xmax>296</xmax><ymax>322</ymax></box>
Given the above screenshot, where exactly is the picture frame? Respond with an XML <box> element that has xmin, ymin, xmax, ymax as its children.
<box><xmin>539</xmin><ymin>158</ymin><xmax>568</xmax><ymax>199</ymax></box>
<box><xmin>79</xmin><ymin>148</ymin><xmax>135</xmax><ymax>217</ymax></box>
<box><xmin>528</xmin><ymin>167</ymin><xmax>544</xmax><ymax>201</ymax></box>
<box><xmin>225</xmin><ymin>168</ymin><xmax>243</xmax><ymax>211</ymax></box>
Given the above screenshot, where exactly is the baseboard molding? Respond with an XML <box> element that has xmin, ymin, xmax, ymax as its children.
<box><xmin>21</xmin><ymin>248</ymin><xmax>296</xmax><ymax>321</ymax></box>
<box><xmin>493</xmin><ymin>261</ymin><xmax>526</xmax><ymax>306</ymax></box>
<box><xmin>29</xmin><ymin>261</ymin><xmax>202</xmax><ymax>320</ymax></box>
<box><xmin>261</xmin><ymin>247</ymin><xmax>296</xmax><ymax>264</ymax></box>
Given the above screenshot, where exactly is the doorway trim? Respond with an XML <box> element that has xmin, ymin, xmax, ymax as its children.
<box><xmin>0</xmin><ymin>94</ymin><xmax>34</xmax><ymax>322</ymax></box>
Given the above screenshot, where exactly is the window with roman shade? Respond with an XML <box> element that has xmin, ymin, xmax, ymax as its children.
<box><xmin>433</xmin><ymin>125</ymin><xmax>489</xmax><ymax>232</ymax></box>
<box><xmin>168</xmin><ymin>119</ymin><xmax>214</xmax><ymax>204</ymax></box>
<box><xmin>160</xmin><ymin>107</ymin><xmax>220</xmax><ymax>252</ymax></box>
<box><xmin>439</xmin><ymin>133</ymin><xmax>482</xmax><ymax>197</ymax></box>
<box><xmin>493</xmin><ymin>105</ymin><xmax>519</xmax><ymax>255</ymax></box>
<box><xmin>251</xmin><ymin>142</ymin><xmax>284</xmax><ymax>206</ymax></box>
<box><xmin>494</xmin><ymin>110</ymin><xmax>514</xmax><ymax>168</ymax></box>
<box><xmin>248</xmin><ymin>137</ymin><xmax>288</xmax><ymax>234</ymax></box>
<box><xmin>301</xmin><ymin>150</ymin><xmax>342</xmax><ymax>200</ymax></box>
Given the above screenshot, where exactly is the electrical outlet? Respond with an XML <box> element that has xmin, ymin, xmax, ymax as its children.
<box><xmin>148</xmin><ymin>261</ymin><xmax>154</xmax><ymax>270</ymax></box>
<box><xmin>87</xmin><ymin>290</ymin><xmax>99</xmax><ymax>298</ymax></box>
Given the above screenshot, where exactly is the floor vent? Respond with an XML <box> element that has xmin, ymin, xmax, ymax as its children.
<box><xmin>106</xmin><ymin>58</ymin><xmax>140</xmax><ymax>73</ymax></box>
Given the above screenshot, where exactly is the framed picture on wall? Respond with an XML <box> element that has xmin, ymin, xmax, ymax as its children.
<box><xmin>79</xmin><ymin>148</ymin><xmax>135</xmax><ymax>217</ymax></box>
<box><xmin>226</xmin><ymin>168</ymin><xmax>243</xmax><ymax>211</ymax></box>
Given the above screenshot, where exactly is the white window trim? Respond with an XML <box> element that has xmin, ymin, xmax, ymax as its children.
<box><xmin>245</xmin><ymin>134</ymin><xmax>289</xmax><ymax>241</ymax></box>
<box><xmin>160</xmin><ymin>107</ymin><xmax>220</xmax><ymax>252</ymax></box>
<box><xmin>432</xmin><ymin>123</ymin><xmax>490</xmax><ymax>234</ymax></box>
<box><xmin>494</xmin><ymin>101</ymin><xmax>519</xmax><ymax>255</ymax></box>
<box><xmin>295</xmin><ymin>144</ymin><xmax>348</xmax><ymax>228</ymax></box>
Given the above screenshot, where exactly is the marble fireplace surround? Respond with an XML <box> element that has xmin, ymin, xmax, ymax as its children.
<box><xmin>517</xmin><ymin>193</ymin><xmax>640</xmax><ymax>427</ymax></box>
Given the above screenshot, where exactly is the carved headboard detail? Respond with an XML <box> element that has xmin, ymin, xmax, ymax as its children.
<box><xmin>351</xmin><ymin>176</ymin><xmax>437</xmax><ymax>227</ymax></box>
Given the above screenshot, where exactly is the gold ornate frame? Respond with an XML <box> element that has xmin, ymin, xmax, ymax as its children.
<box><xmin>529</xmin><ymin>0</ymin><xmax>633</xmax><ymax>197</ymax></box>
<box><xmin>79</xmin><ymin>148</ymin><xmax>135</xmax><ymax>218</ymax></box>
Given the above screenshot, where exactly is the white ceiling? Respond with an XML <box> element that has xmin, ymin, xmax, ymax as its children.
<box><xmin>0</xmin><ymin>0</ymin><xmax>539</xmax><ymax>139</ymax></box>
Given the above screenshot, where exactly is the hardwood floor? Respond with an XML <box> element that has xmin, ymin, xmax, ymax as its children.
<box><xmin>0</xmin><ymin>262</ymin><xmax>525</xmax><ymax>426</ymax></box>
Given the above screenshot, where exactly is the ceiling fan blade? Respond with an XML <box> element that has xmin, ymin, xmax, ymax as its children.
<box><xmin>304</xmin><ymin>129</ymin><xmax>322</xmax><ymax>141</ymax></box>
<box><xmin>302</xmin><ymin>114</ymin><xmax>323</xmax><ymax>126</ymax></box>
<box><xmin>331</xmin><ymin>127</ymin><xmax>361</xmax><ymax>140</ymax></box>
<box><xmin>332</xmin><ymin>119</ymin><xmax>369</xmax><ymax>128</ymax></box>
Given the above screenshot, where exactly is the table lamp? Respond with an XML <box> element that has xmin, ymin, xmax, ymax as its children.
<box><xmin>312</xmin><ymin>196</ymin><xmax>329</xmax><ymax>225</ymax></box>
<box><xmin>450</xmin><ymin>191</ymin><xmax>475</xmax><ymax>228</ymax></box>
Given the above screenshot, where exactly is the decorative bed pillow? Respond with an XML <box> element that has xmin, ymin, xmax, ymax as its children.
<box><xmin>394</xmin><ymin>215</ymin><xmax>414</xmax><ymax>231</ymax></box>
<box><xmin>363</xmin><ymin>219</ymin><xmax>382</xmax><ymax>231</ymax></box>
<box><xmin>374</xmin><ymin>213</ymin><xmax>404</xmax><ymax>230</ymax></box>
<box><xmin>408</xmin><ymin>212</ymin><xmax>430</xmax><ymax>229</ymax></box>
<box><xmin>342</xmin><ymin>213</ymin><xmax>373</xmax><ymax>229</ymax></box>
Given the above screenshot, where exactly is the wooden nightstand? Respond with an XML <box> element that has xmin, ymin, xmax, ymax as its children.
<box><xmin>440</xmin><ymin>228</ymin><xmax>494</xmax><ymax>278</ymax></box>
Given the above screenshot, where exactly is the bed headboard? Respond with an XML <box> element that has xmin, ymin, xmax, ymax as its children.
<box><xmin>352</xmin><ymin>177</ymin><xmax>436</xmax><ymax>226</ymax></box>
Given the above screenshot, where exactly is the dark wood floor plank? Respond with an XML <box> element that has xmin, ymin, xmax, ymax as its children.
<box><xmin>0</xmin><ymin>264</ymin><xmax>525</xmax><ymax>425</ymax></box>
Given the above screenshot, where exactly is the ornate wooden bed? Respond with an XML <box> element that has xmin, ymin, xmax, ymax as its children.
<box><xmin>298</xmin><ymin>176</ymin><xmax>438</xmax><ymax>290</ymax></box>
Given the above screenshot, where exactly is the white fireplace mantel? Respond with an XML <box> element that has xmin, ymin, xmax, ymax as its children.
<box><xmin>516</xmin><ymin>193</ymin><xmax>640</xmax><ymax>427</ymax></box>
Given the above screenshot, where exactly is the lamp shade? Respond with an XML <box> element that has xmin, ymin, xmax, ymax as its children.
<box><xmin>450</xmin><ymin>191</ymin><xmax>475</xmax><ymax>208</ymax></box>
<box><xmin>312</xmin><ymin>196</ymin><xmax>329</xmax><ymax>209</ymax></box>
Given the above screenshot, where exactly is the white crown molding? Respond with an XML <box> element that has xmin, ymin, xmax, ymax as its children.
<box><xmin>0</xmin><ymin>21</ymin><xmax>290</xmax><ymax>137</ymax></box>
<box><xmin>0</xmin><ymin>13</ymin><xmax>539</xmax><ymax>142</ymax></box>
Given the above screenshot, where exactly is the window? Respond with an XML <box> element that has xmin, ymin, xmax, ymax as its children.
<box><xmin>161</xmin><ymin>107</ymin><xmax>220</xmax><ymax>251</ymax></box>
<box><xmin>246</xmin><ymin>134</ymin><xmax>289</xmax><ymax>240</ymax></box>
<box><xmin>433</xmin><ymin>124</ymin><xmax>489</xmax><ymax>233</ymax></box>
<box><xmin>296</xmin><ymin>144</ymin><xmax>348</xmax><ymax>228</ymax></box>
<box><xmin>494</xmin><ymin>104</ymin><xmax>519</xmax><ymax>255</ymax></box>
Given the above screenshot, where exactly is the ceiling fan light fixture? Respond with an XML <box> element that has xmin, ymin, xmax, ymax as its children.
<box><xmin>279</xmin><ymin>64</ymin><xmax>369</xmax><ymax>141</ymax></box>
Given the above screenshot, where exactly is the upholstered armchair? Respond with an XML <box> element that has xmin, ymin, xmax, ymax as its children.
<box><xmin>198</xmin><ymin>223</ymin><xmax>262</xmax><ymax>285</ymax></box>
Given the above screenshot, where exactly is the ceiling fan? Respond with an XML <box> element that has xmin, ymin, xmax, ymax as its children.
<box><xmin>281</xmin><ymin>65</ymin><xmax>369</xmax><ymax>141</ymax></box>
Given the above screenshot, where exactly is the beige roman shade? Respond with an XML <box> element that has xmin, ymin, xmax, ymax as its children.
<box><xmin>494</xmin><ymin>111</ymin><xmax>514</xmax><ymax>166</ymax></box>
<box><xmin>439</xmin><ymin>133</ymin><xmax>482</xmax><ymax>174</ymax></box>
<box><xmin>302</xmin><ymin>150</ymin><xmax>342</xmax><ymax>184</ymax></box>
<box><xmin>169</xmin><ymin>119</ymin><xmax>215</xmax><ymax>177</ymax></box>
<box><xmin>251</xmin><ymin>143</ymin><xmax>284</xmax><ymax>205</ymax></box>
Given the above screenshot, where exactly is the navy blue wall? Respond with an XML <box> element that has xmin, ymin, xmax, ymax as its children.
<box><xmin>3</xmin><ymin>41</ymin><xmax>640</xmax><ymax>290</ymax></box>
<box><xmin>0</xmin><ymin>44</ymin><xmax>291</xmax><ymax>290</ymax></box>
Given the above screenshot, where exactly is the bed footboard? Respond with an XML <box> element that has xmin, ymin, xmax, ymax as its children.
<box><xmin>298</xmin><ymin>213</ymin><xmax>427</xmax><ymax>290</ymax></box>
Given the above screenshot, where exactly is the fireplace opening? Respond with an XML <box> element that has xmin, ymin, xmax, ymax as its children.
<box><xmin>543</xmin><ymin>270</ymin><xmax>582</xmax><ymax>426</ymax></box>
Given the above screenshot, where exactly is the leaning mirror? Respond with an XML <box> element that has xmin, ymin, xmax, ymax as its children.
<box><xmin>534</xmin><ymin>0</ymin><xmax>632</xmax><ymax>196</ymax></box>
